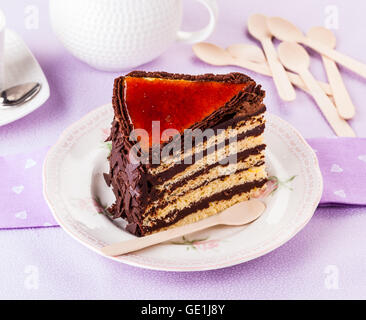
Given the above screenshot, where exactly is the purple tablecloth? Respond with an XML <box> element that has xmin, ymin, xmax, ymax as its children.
<box><xmin>1</xmin><ymin>0</ymin><xmax>366</xmax><ymax>299</ymax></box>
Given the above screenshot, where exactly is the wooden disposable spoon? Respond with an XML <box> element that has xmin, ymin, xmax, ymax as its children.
<box><xmin>227</xmin><ymin>43</ymin><xmax>266</xmax><ymax>63</ymax></box>
<box><xmin>278</xmin><ymin>42</ymin><xmax>356</xmax><ymax>137</ymax></box>
<box><xmin>193</xmin><ymin>42</ymin><xmax>270</xmax><ymax>74</ymax></box>
<box><xmin>192</xmin><ymin>42</ymin><xmax>332</xmax><ymax>95</ymax></box>
<box><xmin>307</xmin><ymin>26</ymin><xmax>356</xmax><ymax>120</ymax></box>
<box><xmin>101</xmin><ymin>199</ymin><xmax>265</xmax><ymax>256</ymax></box>
<box><xmin>267</xmin><ymin>17</ymin><xmax>366</xmax><ymax>79</ymax></box>
<box><xmin>225</xmin><ymin>43</ymin><xmax>332</xmax><ymax>96</ymax></box>
<box><xmin>248</xmin><ymin>14</ymin><xmax>296</xmax><ymax>101</ymax></box>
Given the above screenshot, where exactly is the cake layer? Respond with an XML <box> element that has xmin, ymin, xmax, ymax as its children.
<box><xmin>149</xmin><ymin>125</ymin><xmax>265</xmax><ymax>188</ymax></box>
<box><xmin>143</xmin><ymin>163</ymin><xmax>267</xmax><ymax>225</ymax></box>
<box><xmin>155</xmin><ymin>149</ymin><xmax>265</xmax><ymax>198</ymax></box>
<box><xmin>150</xmin><ymin>147</ymin><xmax>265</xmax><ymax>207</ymax></box>
<box><xmin>149</xmin><ymin>113</ymin><xmax>265</xmax><ymax>175</ymax></box>
<box><xmin>159</xmin><ymin>160</ymin><xmax>265</xmax><ymax>206</ymax></box>
<box><xmin>142</xmin><ymin>179</ymin><xmax>267</xmax><ymax>234</ymax></box>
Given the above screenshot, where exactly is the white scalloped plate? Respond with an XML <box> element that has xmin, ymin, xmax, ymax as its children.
<box><xmin>43</xmin><ymin>103</ymin><xmax>322</xmax><ymax>271</ymax></box>
<box><xmin>0</xmin><ymin>29</ymin><xmax>50</xmax><ymax>127</ymax></box>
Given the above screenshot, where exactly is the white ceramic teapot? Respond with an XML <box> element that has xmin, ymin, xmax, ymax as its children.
<box><xmin>49</xmin><ymin>0</ymin><xmax>218</xmax><ymax>71</ymax></box>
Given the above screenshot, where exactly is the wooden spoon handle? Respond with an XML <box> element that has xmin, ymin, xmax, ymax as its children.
<box><xmin>286</xmin><ymin>72</ymin><xmax>332</xmax><ymax>96</ymax></box>
<box><xmin>262</xmin><ymin>37</ymin><xmax>296</xmax><ymax>101</ymax></box>
<box><xmin>235</xmin><ymin>58</ymin><xmax>272</xmax><ymax>75</ymax></box>
<box><xmin>234</xmin><ymin>58</ymin><xmax>332</xmax><ymax>96</ymax></box>
<box><xmin>300</xmin><ymin>69</ymin><xmax>356</xmax><ymax>137</ymax></box>
<box><xmin>305</xmin><ymin>38</ymin><xmax>366</xmax><ymax>79</ymax></box>
<box><xmin>322</xmin><ymin>55</ymin><xmax>356</xmax><ymax>119</ymax></box>
<box><xmin>101</xmin><ymin>216</ymin><xmax>219</xmax><ymax>256</ymax></box>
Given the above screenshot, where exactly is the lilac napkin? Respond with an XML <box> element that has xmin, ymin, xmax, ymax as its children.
<box><xmin>307</xmin><ymin>138</ymin><xmax>366</xmax><ymax>207</ymax></box>
<box><xmin>0</xmin><ymin>146</ymin><xmax>57</xmax><ymax>229</ymax></box>
<box><xmin>0</xmin><ymin>138</ymin><xmax>366</xmax><ymax>230</ymax></box>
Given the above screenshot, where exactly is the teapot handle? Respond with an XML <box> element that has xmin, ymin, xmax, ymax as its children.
<box><xmin>176</xmin><ymin>0</ymin><xmax>218</xmax><ymax>44</ymax></box>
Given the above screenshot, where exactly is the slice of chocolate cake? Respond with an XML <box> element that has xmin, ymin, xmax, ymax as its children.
<box><xmin>105</xmin><ymin>71</ymin><xmax>267</xmax><ymax>236</ymax></box>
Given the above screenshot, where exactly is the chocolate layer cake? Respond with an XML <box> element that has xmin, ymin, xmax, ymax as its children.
<box><xmin>104</xmin><ymin>71</ymin><xmax>267</xmax><ymax>236</ymax></box>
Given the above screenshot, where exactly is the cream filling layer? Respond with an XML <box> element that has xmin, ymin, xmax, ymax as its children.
<box><xmin>143</xmin><ymin>164</ymin><xmax>267</xmax><ymax>226</ymax></box>
<box><xmin>149</xmin><ymin>114</ymin><xmax>264</xmax><ymax>175</ymax></box>
<box><xmin>146</xmin><ymin>184</ymin><xmax>267</xmax><ymax>234</ymax></box>
<box><xmin>151</xmin><ymin>152</ymin><xmax>265</xmax><ymax>207</ymax></box>
<box><xmin>154</xmin><ymin>134</ymin><xmax>264</xmax><ymax>192</ymax></box>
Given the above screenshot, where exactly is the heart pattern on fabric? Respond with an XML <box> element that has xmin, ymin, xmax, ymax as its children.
<box><xmin>334</xmin><ymin>190</ymin><xmax>346</xmax><ymax>198</ymax></box>
<box><xmin>0</xmin><ymin>145</ymin><xmax>56</xmax><ymax>230</ymax></box>
<box><xmin>331</xmin><ymin>164</ymin><xmax>343</xmax><ymax>173</ymax></box>
<box><xmin>25</xmin><ymin>159</ymin><xmax>37</xmax><ymax>169</ymax></box>
<box><xmin>12</xmin><ymin>185</ymin><xmax>24</xmax><ymax>194</ymax></box>
<box><xmin>15</xmin><ymin>211</ymin><xmax>27</xmax><ymax>219</ymax></box>
<box><xmin>358</xmin><ymin>155</ymin><xmax>366</xmax><ymax>163</ymax></box>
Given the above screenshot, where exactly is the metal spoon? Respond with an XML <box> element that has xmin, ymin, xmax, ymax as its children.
<box><xmin>0</xmin><ymin>82</ymin><xmax>41</xmax><ymax>108</ymax></box>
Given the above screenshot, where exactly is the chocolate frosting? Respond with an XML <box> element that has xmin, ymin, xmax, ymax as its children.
<box><xmin>105</xmin><ymin>71</ymin><xmax>266</xmax><ymax>236</ymax></box>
